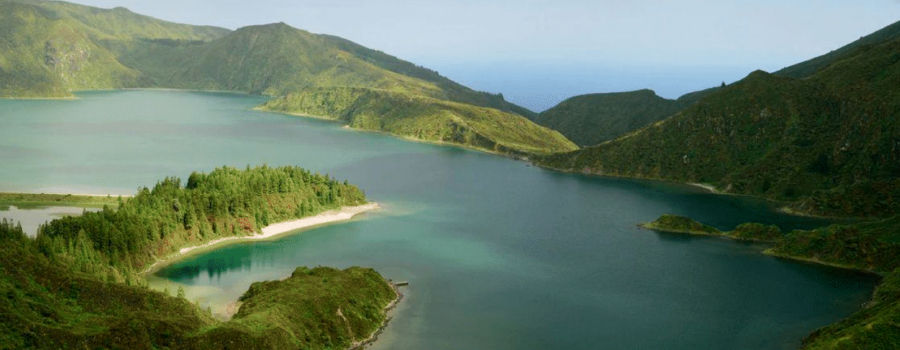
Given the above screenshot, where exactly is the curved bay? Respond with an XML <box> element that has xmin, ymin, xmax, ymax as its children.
<box><xmin>0</xmin><ymin>91</ymin><xmax>877</xmax><ymax>350</ymax></box>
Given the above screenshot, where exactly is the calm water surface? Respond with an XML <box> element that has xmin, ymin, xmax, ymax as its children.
<box><xmin>0</xmin><ymin>91</ymin><xmax>877</xmax><ymax>350</ymax></box>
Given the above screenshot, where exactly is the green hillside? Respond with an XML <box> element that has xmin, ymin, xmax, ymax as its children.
<box><xmin>0</xmin><ymin>0</ymin><xmax>229</xmax><ymax>97</ymax></box>
<box><xmin>538</xmin><ymin>19</ymin><xmax>900</xmax><ymax>218</ymax></box>
<box><xmin>0</xmin><ymin>0</ymin><xmax>560</xmax><ymax>155</ymax></box>
<box><xmin>261</xmin><ymin>87</ymin><xmax>577</xmax><ymax>156</ymax></box>
<box><xmin>0</xmin><ymin>168</ymin><xmax>395</xmax><ymax>349</ymax></box>
<box><xmin>533</xmin><ymin>89</ymin><xmax>687</xmax><ymax>147</ymax></box>
<box><xmin>776</xmin><ymin>20</ymin><xmax>900</xmax><ymax>79</ymax></box>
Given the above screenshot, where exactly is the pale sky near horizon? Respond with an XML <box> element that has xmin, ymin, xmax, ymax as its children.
<box><xmin>65</xmin><ymin>0</ymin><xmax>900</xmax><ymax>111</ymax></box>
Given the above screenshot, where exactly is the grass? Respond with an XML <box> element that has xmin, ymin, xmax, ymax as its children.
<box><xmin>0</xmin><ymin>192</ymin><xmax>124</xmax><ymax>209</ymax></box>
<box><xmin>261</xmin><ymin>87</ymin><xmax>578</xmax><ymax>156</ymax></box>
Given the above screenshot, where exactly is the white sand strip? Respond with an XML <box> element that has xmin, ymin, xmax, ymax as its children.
<box><xmin>689</xmin><ymin>183</ymin><xmax>718</xmax><ymax>193</ymax></box>
<box><xmin>142</xmin><ymin>203</ymin><xmax>379</xmax><ymax>274</ymax></box>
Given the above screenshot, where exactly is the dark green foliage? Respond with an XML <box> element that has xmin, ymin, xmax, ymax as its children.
<box><xmin>534</xmin><ymin>89</ymin><xmax>687</xmax><ymax>147</ymax></box>
<box><xmin>36</xmin><ymin>165</ymin><xmax>366</xmax><ymax>277</ymax></box>
<box><xmin>0</xmin><ymin>233</ymin><xmax>217</xmax><ymax>349</ymax></box>
<box><xmin>0</xmin><ymin>168</ymin><xmax>396</xmax><ymax>349</ymax></box>
<box><xmin>262</xmin><ymin>87</ymin><xmax>578</xmax><ymax>156</ymax></box>
<box><xmin>640</xmin><ymin>215</ymin><xmax>783</xmax><ymax>243</ymax></box>
<box><xmin>728</xmin><ymin>222</ymin><xmax>782</xmax><ymax>243</ymax></box>
<box><xmin>191</xmin><ymin>267</ymin><xmax>397</xmax><ymax>350</ymax></box>
<box><xmin>638</xmin><ymin>214</ymin><xmax>721</xmax><ymax>235</ymax></box>
<box><xmin>640</xmin><ymin>213</ymin><xmax>900</xmax><ymax>349</ymax></box>
<box><xmin>800</xmin><ymin>269</ymin><xmax>900</xmax><ymax>350</ymax></box>
<box><xmin>770</xmin><ymin>217</ymin><xmax>900</xmax><ymax>273</ymax></box>
<box><xmin>0</xmin><ymin>218</ymin><xmax>25</xmax><ymax>241</ymax></box>
<box><xmin>777</xmin><ymin>20</ymin><xmax>900</xmax><ymax>79</ymax></box>
<box><xmin>539</xmin><ymin>20</ymin><xmax>900</xmax><ymax>218</ymax></box>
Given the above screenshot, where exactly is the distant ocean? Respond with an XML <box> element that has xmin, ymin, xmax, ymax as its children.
<box><xmin>430</xmin><ymin>61</ymin><xmax>772</xmax><ymax>113</ymax></box>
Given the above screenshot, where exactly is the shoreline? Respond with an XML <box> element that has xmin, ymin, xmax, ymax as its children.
<box><xmin>349</xmin><ymin>282</ymin><xmax>406</xmax><ymax>350</ymax></box>
<box><xmin>141</xmin><ymin>203</ymin><xmax>379</xmax><ymax>274</ymax></box>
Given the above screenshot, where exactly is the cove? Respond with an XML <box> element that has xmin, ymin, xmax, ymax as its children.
<box><xmin>0</xmin><ymin>91</ymin><xmax>878</xmax><ymax>350</ymax></box>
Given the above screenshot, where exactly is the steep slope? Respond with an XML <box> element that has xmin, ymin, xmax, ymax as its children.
<box><xmin>1</xmin><ymin>1</ymin><xmax>562</xmax><ymax>155</ymax></box>
<box><xmin>776</xmin><ymin>20</ymin><xmax>900</xmax><ymax>79</ymax></box>
<box><xmin>533</xmin><ymin>89</ymin><xmax>686</xmax><ymax>147</ymax></box>
<box><xmin>538</xmin><ymin>20</ymin><xmax>900</xmax><ymax>218</ymax></box>
<box><xmin>0</xmin><ymin>0</ymin><xmax>229</xmax><ymax>97</ymax></box>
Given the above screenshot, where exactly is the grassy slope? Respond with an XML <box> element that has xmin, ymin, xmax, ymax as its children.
<box><xmin>0</xmin><ymin>192</ymin><xmax>122</xmax><ymax>209</ymax></box>
<box><xmin>261</xmin><ymin>87</ymin><xmax>577</xmax><ymax>156</ymax></box>
<box><xmin>2</xmin><ymin>0</ymin><xmax>559</xmax><ymax>155</ymax></box>
<box><xmin>533</xmin><ymin>89</ymin><xmax>687</xmax><ymax>147</ymax></box>
<box><xmin>0</xmin><ymin>0</ymin><xmax>229</xmax><ymax>97</ymax></box>
<box><xmin>538</xmin><ymin>20</ymin><xmax>900</xmax><ymax>218</ymax></box>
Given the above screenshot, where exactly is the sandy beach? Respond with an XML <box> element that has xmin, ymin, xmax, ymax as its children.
<box><xmin>142</xmin><ymin>203</ymin><xmax>379</xmax><ymax>274</ymax></box>
<box><xmin>689</xmin><ymin>183</ymin><xmax>718</xmax><ymax>193</ymax></box>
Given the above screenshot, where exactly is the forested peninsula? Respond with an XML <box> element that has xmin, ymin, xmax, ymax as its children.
<box><xmin>0</xmin><ymin>165</ymin><xmax>399</xmax><ymax>349</ymax></box>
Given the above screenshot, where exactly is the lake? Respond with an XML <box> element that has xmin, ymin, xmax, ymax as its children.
<box><xmin>0</xmin><ymin>90</ymin><xmax>877</xmax><ymax>350</ymax></box>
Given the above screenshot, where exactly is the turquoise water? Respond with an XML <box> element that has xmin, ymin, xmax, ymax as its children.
<box><xmin>0</xmin><ymin>91</ymin><xmax>877</xmax><ymax>349</ymax></box>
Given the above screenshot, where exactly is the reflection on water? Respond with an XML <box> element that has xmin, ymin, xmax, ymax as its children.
<box><xmin>1</xmin><ymin>91</ymin><xmax>880</xmax><ymax>350</ymax></box>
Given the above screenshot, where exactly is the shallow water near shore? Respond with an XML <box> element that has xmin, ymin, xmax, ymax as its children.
<box><xmin>0</xmin><ymin>90</ymin><xmax>878</xmax><ymax>350</ymax></box>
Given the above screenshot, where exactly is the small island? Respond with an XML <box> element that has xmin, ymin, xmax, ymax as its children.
<box><xmin>0</xmin><ymin>166</ymin><xmax>398</xmax><ymax>349</ymax></box>
<box><xmin>638</xmin><ymin>214</ymin><xmax>781</xmax><ymax>243</ymax></box>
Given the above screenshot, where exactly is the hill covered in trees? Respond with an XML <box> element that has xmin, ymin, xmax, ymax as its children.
<box><xmin>533</xmin><ymin>89</ymin><xmax>688</xmax><ymax>147</ymax></box>
<box><xmin>0</xmin><ymin>166</ymin><xmax>398</xmax><ymax>349</ymax></box>
<box><xmin>538</xmin><ymin>19</ymin><xmax>900</xmax><ymax>218</ymax></box>
<box><xmin>37</xmin><ymin>165</ymin><xmax>367</xmax><ymax>280</ymax></box>
<box><xmin>0</xmin><ymin>0</ymin><xmax>574</xmax><ymax>155</ymax></box>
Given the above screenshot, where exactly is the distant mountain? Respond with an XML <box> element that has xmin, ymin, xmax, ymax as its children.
<box><xmin>538</xmin><ymin>19</ymin><xmax>900</xmax><ymax>218</ymax></box>
<box><xmin>0</xmin><ymin>0</ymin><xmax>572</xmax><ymax>155</ymax></box>
<box><xmin>533</xmin><ymin>89</ymin><xmax>687</xmax><ymax>147</ymax></box>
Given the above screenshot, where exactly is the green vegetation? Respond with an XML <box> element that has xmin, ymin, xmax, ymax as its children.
<box><xmin>776</xmin><ymin>20</ymin><xmax>900</xmax><ymax>79</ymax></box>
<box><xmin>0</xmin><ymin>167</ymin><xmax>397</xmax><ymax>349</ymax></box>
<box><xmin>638</xmin><ymin>214</ymin><xmax>722</xmax><ymax>236</ymax></box>
<box><xmin>538</xmin><ymin>19</ymin><xmax>900</xmax><ymax>218</ymax></box>
<box><xmin>0</xmin><ymin>0</ymin><xmax>228</xmax><ymax>97</ymax></box>
<box><xmin>640</xmin><ymin>214</ymin><xmax>900</xmax><ymax>348</ymax></box>
<box><xmin>534</xmin><ymin>89</ymin><xmax>688</xmax><ymax>147</ymax></box>
<box><xmin>262</xmin><ymin>87</ymin><xmax>577</xmax><ymax>156</ymax></box>
<box><xmin>1</xmin><ymin>0</ymin><xmax>561</xmax><ymax>155</ymax></box>
<box><xmin>639</xmin><ymin>214</ymin><xmax>782</xmax><ymax>243</ymax></box>
<box><xmin>35</xmin><ymin>165</ymin><xmax>366</xmax><ymax>281</ymax></box>
<box><xmin>195</xmin><ymin>267</ymin><xmax>397</xmax><ymax>349</ymax></box>
<box><xmin>0</xmin><ymin>192</ymin><xmax>122</xmax><ymax>209</ymax></box>
<box><xmin>801</xmin><ymin>268</ymin><xmax>900</xmax><ymax>350</ymax></box>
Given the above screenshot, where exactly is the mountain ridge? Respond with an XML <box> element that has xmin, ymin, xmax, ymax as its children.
<box><xmin>0</xmin><ymin>0</ymin><xmax>569</xmax><ymax>155</ymax></box>
<box><xmin>537</xmin><ymin>20</ymin><xmax>900</xmax><ymax>218</ymax></box>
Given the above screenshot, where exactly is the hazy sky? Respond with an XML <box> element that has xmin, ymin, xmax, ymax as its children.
<box><xmin>66</xmin><ymin>0</ymin><xmax>900</xmax><ymax>111</ymax></box>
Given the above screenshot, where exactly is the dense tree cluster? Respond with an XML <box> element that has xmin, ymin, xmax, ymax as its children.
<box><xmin>34</xmin><ymin>165</ymin><xmax>366</xmax><ymax>281</ymax></box>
